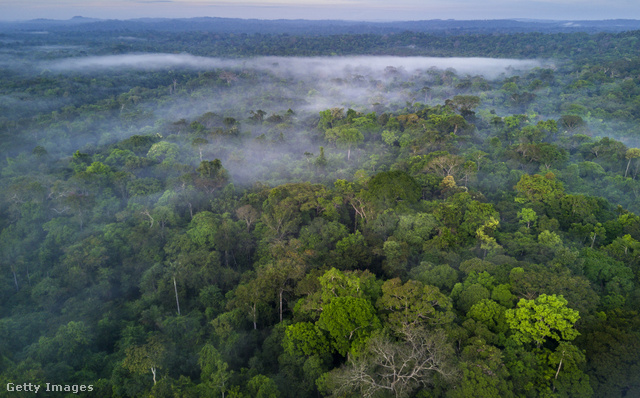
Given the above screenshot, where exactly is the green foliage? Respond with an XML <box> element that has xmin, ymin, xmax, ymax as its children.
<box><xmin>317</xmin><ymin>296</ymin><xmax>381</xmax><ymax>356</ymax></box>
<box><xmin>517</xmin><ymin>208</ymin><xmax>537</xmax><ymax>229</ymax></box>
<box><xmin>147</xmin><ymin>141</ymin><xmax>179</xmax><ymax>163</ymax></box>
<box><xmin>123</xmin><ymin>336</ymin><xmax>167</xmax><ymax>385</ymax></box>
<box><xmin>246</xmin><ymin>374</ymin><xmax>281</xmax><ymax>398</ymax></box>
<box><xmin>334</xmin><ymin>231</ymin><xmax>370</xmax><ymax>270</ymax></box>
<box><xmin>367</xmin><ymin>170</ymin><xmax>421</xmax><ymax>209</ymax></box>
<box><xmin>505</xmin><ymin>294</ymin><xmax>580</xmax><ymax>347</ymax></box>
<box><xmin>283</xmin><ymin>322</ymin><xmax>331</xmax><ymax>357</ymax></box>
<box><xmin>514</xmin><ymin>173</ymin><xmax>564</xmax><ymax>204</ymax></box>
<box><xmin>448</xmin><ymin>338</ymin><xmax>513</xmax><ymax>398</ymax></box>
<box><xmin>376</xmin><ymin>278</ymin><xmax>454</xmax><ymax>331</ymax></box>
<box><xmin>4</xmin><ymin>25</ymin><xmax>640</xmax><ymax>398</ymax></box>
<box><xmin>199</xmin><ymin>344</ymin><xmax>232</xmax><ymax>397</ymax></box>
<box><xmin>317</xmin><ymin>267</ymin><xmax>381</xmax><ymax>304</ymax></box>
<box><xmin>409</xmin><ymin>263</ymin><xmax>459</xmax><ymax>292</ymax></box>
<box><xmin>467</xmin><ymin>299</ymin><xmax>509</xmax><ymax>334</ymax></box>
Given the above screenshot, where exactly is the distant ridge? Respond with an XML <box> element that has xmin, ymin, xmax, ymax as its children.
<box><xmin>2</xmin><ymin>16</ymin><xmax>640</xmax><ymax>35</ymax></box>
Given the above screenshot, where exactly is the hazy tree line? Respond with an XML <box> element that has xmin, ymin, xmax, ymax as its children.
<box><xmin>0</xmin><ymin>24</ymin><xmax>640</xmax><ymax>397</ymax></box>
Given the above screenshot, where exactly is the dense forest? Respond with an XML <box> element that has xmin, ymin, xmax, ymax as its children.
<box><xmin>1</xmin><ymin>19</ymin><xmax>640</xmax><ymax>397</ymax></box>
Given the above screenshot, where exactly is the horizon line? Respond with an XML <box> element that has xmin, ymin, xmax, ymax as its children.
<box><xmin>3</xmin><ymin>15</ymin><xmax>640</xmax><ymax>23</ymax></box>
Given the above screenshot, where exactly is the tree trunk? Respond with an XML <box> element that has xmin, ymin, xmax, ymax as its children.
<box><xmin>279</xmin><ymin>289</ymin><xmax>283</xmax><ymax>323</ymax></box>
<box><xmin>252</xmin><ymin>304</ymin><xmax>257</xmax><ymax>330</ymax></box>
<box><xmin>12</xmin><ymin>269</ymin><xmax>19</xmax><ymax>292</ymax></box>
<box><xmin>151</xmin><ymin>367</ymin><xmax>157</xmax><ymax>385</ymax></box>
<box><xmin>625</xmin><ymin>159</ymin><xmax>631</xmax><ymax>178</ymax></box>
<box><xmin>174</xmin><ymin>277</ymin><xmax>181</xmax><ymax>316</ymax></box>
<box><xmin>555</xmin><ymin>355</ymin><xmax>564</xmax><ymax>379</ymax></box>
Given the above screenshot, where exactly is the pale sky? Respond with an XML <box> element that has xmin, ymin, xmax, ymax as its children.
<box><xmin>2</xmin><ymin>0</ymin><xmax>640</xmax><ymax>21</ymax></box>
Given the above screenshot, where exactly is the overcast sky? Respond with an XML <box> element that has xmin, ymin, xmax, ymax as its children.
<box><xmin>3</xmin><ymin>0</ymin><xmax>640</xmax><ymax>21</ymax></box>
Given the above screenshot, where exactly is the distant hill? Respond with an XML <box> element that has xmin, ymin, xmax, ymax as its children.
<box><xmin>2</xmin><ymin>17</ymin><xmax>640</xmax><ymax>35</ymax></box>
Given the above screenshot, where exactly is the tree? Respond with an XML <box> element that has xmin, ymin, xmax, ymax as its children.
<box><xmin>583</xmin><ymin>310</ymin><xmax>640</xmax><ymax>397</ymax></box>
<box><xmin>425</xmin><ymin>154</ymin><xmax>465</xmax><ymax>178</ymax></box>
<box><xmin>235</xmin><ymin>204</ymin><xmax>259</xmax><ymax>231</ymax></box>
<box><xmin>517</xmin><ymin>208</ymin><xmax>537</xmax><ymax>229</ymax></box>
<box><xmin>250</xmin><ymin>109</ymin><xmax>266</xmax><ymax>122</ymax></box>
<box><xmin>505</xmin><ymin>294</ymin><xmax>580</xmax><ymax>348</ymax></box>
<box><xmin>541</xmin><ymin>342</ymin><xmax>593</xmax><ymax>397</ymax></box>
<box><xmin>232</xmin><ymin>281</ymin><xmax>269</xmax><ymax>330</ymax></box>
<box><xmin>624</xmin><ymin>148</ymin><xmax>640</xmax><ymax>178</ymax></box>
<box><xmin>246</xmin><ymin>374</ymin><xmax>281</xmax><ymax>398</ymax></box>
<box><xmin>514</xmin><ymin>173</ymin><xmax>564</xmax><ymax>204</ymax></box>
<box><xmin>467</xmin><ymin>299</ymin><xmax>509</xmax><ymax>334</ymax></box>
<box><xmin>476</xmin><ymin>217</ymin><xmax>501</xmax><ymax>258</ymax></box>
<box><xmin>199</xmin><ymin>344</ymin><xmax>232</xmax><ymax>398</ymax></box>
<box><xmin>323</xmin><ymin>328</ymin><xmax>455</xmax><ymax>398</ymax></box>
<box><xmin>260</xmin><ymin>254</ymin><xmax>306</xmax><ymax>322</ymax></box>
<box><xmin>451</xmin><ymin>95</ymin><xmax>481</xmax><ymax>116</ymax></box>
<box><xmin>334</xmin><ymin>231</ymin><xmax>371</xmax><ymax>270</ymax></box>
<box><xmin>448</xmin><ymin>338</ymin><xmax>513</xmax><ymax>398</ymax></box>
<box><xmin>288</xmin><ymin>269</ymin><xmax>381</xmax><ymax>356</ymax></box>
<box><xmin>284</xmin><ymin>322</ymin><xmax>332</xmax><ymax>357</ymax></box>
<box><xmin>192</xmin><ymin>137</ymin><xmax>209</xmax><ymax>162</ymax></box>
<box><xmin>367</xmin><ymin>170</ymin><xmax>421</xmax><ymax>210</ymax></box>
<box><xmin>315</xmin><ymin>146</ymin><xmax>327</xmax><ymax>169</ymax></box>
<box><xmin>558</xmin><ymin>115</ymin><xmax>586</xmax><ymax>132</ymax></box>
<box><xmin>329</xmin><ymin>127</ymin><xmax>364</xmax><ymax>161</ymax></box>
<box><xmin>318</xmin><ymin>108</ymin><xmax>344</xmax><ymax>131</ymax></box>
<box><xmin>147</xmin><ymin>141</ymin><xmax>179</xmax><ymax>163</ymax></box>
<box><xmin>260</xmin><ymin>183</ymin><xmax>329</xmax><ymax>241</ymax></box>
<box><xmin>316</xmin><ymin>267</ymin><xmax>380</xmax><ymax>304</ymax></box>
<box><xmin>460</xmin><ymin>160</ymin><xmax>477</xmax><ymax>188</ymax></box>
<box><xmin>381</xmin><ymin>239</ymin><xmax>409</xmax><ymax>277</ymax></box>
<box><xmin>581</xmin><ymin>248</ymin><xmax>634</xmax><ymax>297</ymax></box>
<box><xmin>123</xmin><ymin>336</ymin><xmax>167</xmax><ymax>385</ymax></box>
<box><xmin>376</xmin><ymin>278</ymin><xmax>453</xmax><ymax>331</ymax></box>
<box><xmin>45</xmin><ymin>321</ymin><xmax>92</xmax><ymax>368</ymax></box>
<box><xmin>589</xmin><ymin>223</ymin><xmax>606</xmax><ymax>249</ymax></box>
<box><xmin>528</xmin><ymin>143</ymin><xmax>567</xmax><ymax>169</ymax></box>
<box><xmin>0</xmin><ymin>226</ymin><xmax>24</xmax><ymax>292</ymax></box>
<box><xmin>195</xmin><ymin>159</ymin><xmax>229</xmax><ymax>194</ymax></box>
<box><xmin>317</xmin><ymin>296</ymin><xmax>381</xmax><ymax>356</ymax></box>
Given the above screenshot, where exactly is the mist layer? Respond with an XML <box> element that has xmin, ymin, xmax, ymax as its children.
<box><xmin>46</xmin><ymin>54</ymin><xmax>545</xmax><ymax>79</ymax></box>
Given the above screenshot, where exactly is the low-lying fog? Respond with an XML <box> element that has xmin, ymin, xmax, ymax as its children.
<box><xmin>5</xmin><ymin>53</ymin><xmax>556</xmax><ymax>186</ymax></box>
<box><xmin>46</xmin><ymin>54</ymin><xmax>546</xmax><ymax>80</ymax></box>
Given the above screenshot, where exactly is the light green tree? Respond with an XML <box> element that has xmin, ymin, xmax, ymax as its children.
<box><xmin>514</xmin><ymin>173</ymin><xmax>564</xmax><ymax>204</ymax></box>
<box><xmin>317</xmin><ymin>296</ymin><xmax>381</xmax><ymax>356</ymax></box>
<box><xmin>476</xmin><ymin>217</ymin><xmax>501</xmax><ymax>258</ymax></box>
<box><xmin>517</xmin><ymin>208</ymin><xmax>537</xmax><ymax>229</ymax></box>
<box><xmin>505</xmin><ymin>294</ymin><xmax>579</xmax><ymax>348</ymax></box>
<box><xmin>283</xmin><ymin>322</ymin><xmax>332</xmax><ymax>357</ymax></box>
<box><xmin>467</xmin><ymin>299</ymin><xmax>508</xmax><ymax>334</ymax></box>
